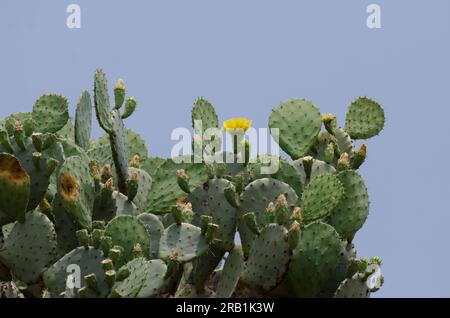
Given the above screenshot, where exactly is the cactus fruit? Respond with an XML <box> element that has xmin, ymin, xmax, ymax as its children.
<box><xmin>0</xmin><ymin>69</ymin><xmax>384</xmax><ymax>298</ymax></box>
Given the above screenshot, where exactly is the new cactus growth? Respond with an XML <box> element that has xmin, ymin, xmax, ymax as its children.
<box><xmin>0</xmin><ymin>70</ymin><xmax>385</xmax><ymax>298</ymax></box>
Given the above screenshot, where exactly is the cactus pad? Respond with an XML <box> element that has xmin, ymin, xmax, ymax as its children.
<box><xmin>1</xmin><ymin>112</ymin><xmax>32</xmax><ymax>136</ymax></box>
<box><xmin>146</xmin><ymin>156</ymin><xmax>209</xmax><ymax>214</ymax></box>
<box><xmin>128</xmin><ymin>167</ymin><xmax>152</xmax><ymax>212</ymax></box>
<box><xmin>52</xmin><ymin>194</ymin><xmax>78</xmax><ymax>256</ymax></box>
<box><xmin>247</xmin><ymin>154</ymin><xmax>303</xmax><ymax>198</ymax></box>
<box><xmin>269</xmin><ymin>99</ymin><xmax>322</xmax><ymax>159</ymax></box>
<box><xmin>159</xmin><ymin>223</ymin><xmax>208</xmax><ymax>263</ymax></box>
<box><xmin>113</xmin><ymin>191</ymin><xmax>138</xmax><ymax>216</ymax></box>
<box><xmin>287</xmin><ymin>221</ymin><xmax>341</xmax><ymax>297</ymax></box>
<box><xmin>334</xmin><ymin>274</ymin><xmax>370</xmax><ymax>298</ymax></box>
<box><xmin>94</xmin><ymin>69</ymin><xmax>113</xmax><ymax>133</ymax></box>
<box><xmin>43</xmin><ymin>246</ymin><xmax>108</xmax><ymax>297</ymax></box>
<box><xmin>293</xmin><ymin>158</ymin><xmax>336</xmax><ymax>186</ymax></box>
<box><xmin>99</xmin><ymin>129</ymin><xmax>148</xmax><ymax>162</ymax></box>
<box><xmin>191</xmin><ymin>97</ymin><xmax>219</xmax><ymax>132</ymax></box>
<box><xmin>137</xmin><ymin>259</ymin><xmax>167</xmax><ymax>297</ymax></box>
<box><xmin>0</xmin><ymin>211</ymin><xmax>57</xmax><ymax>283</ymax></box>
<box><xmin>334</xmin><ymin>127</ymin><xmax>353</xmax><ymax>155</ymax></box>
<box><xmin>328</xmin><ymin>170</ymin><xmax>369</xmax><ymax>240</ymax></box>
<box><xmin>32</xmin><ymin>94</ymin><xmax>69</xmax><ymax>133</ymax></box>
<box><xmin>0</xmin><ymin>153</ymin><xmax>30</xmax><ymax>224</ymax></box>
<box><xmin>301</xmin><ymin>173</ymin><xmax>344</xmax><ymax>222</ymax></box>
<box><xmin>9</xmin><ymin>136</ymin><xmax>57</xmax><ymax>211</ymax></box>
<box><xmin>141</xmin><ymin>156</ymin><xmax>166</xmax><ymax>177</ymax></box>
<box><xmin>137</xmin><ymin>213</ymin><xmax>164</xmax><ymax>259</ymax></box>
<box><xmin>242</xmin><ymin>224</ymin><xmax>290</xmax><ymax>291</ymax></box>
<box><xmin>59</xmin><ymin>156</ymin><xmax>94</xmax><ymax>229</ymax></box>
<box><xmin>216</xmin><ymin>245</ymin><xmax>244</xmax><ymax>298</ymax></box>
<box><xmin>74</xmin><ymin>91</ymin><xmax>92</xmax><ymax>150</ymax></box>
<box><xmin>345</xmin><ymin>97</ymin><xmax>385</xmax><ymax>139</ymax></box>
<box><xmin>238</xmin><ymin>178</ymin><xmax>297</xmax><ymax>254</ymax></box>
<box><xmin>188</xmin><ymin>178</ymin><xmax>237</xmax><ymax>250</ymax></box>
<box><xmin>104</xmin><ymin>215</ymin><xmax>150</xmax><ymax>266</ymax></box>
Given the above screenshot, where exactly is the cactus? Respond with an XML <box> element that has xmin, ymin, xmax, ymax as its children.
<box><xmin>0</xmin><ymin>69</ymin><xmax>385</xmax><ymax>298</ymax></box>
<box><xmin>74</xmin><ymin>91</ymin><xmax>92</xmax><ymax>151</ymax></box>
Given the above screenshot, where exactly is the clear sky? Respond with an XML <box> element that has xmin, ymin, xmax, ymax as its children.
<box><xmin>1</xmin><ymin>0</ymin><xmax>449</xmax><ymax>297</ymax></box>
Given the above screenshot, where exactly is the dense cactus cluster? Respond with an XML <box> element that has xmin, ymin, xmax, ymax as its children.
<box><xmin>0</xmin><ymin>69</ymin><xmax>385</xmax><ymax>298</ymax></box>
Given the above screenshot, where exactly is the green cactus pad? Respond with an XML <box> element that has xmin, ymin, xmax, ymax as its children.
<box><xmin>319</xmin><ymin>242</ymin><xmax>356</xmax><ymax>297</ymax></box>
<box><xmin>93</xmin><ymin>187</ymin><xmax>117</xmax><ymax>223</ymax></box>
<box><xmin>32</xmin><ymin>94</ymin><xmax>69</xmax><ymax>134</ymax></box>
<box><xmin>110</xmin><ymin>109</ymin><xmax>129</xmax><ymax>194</ymax></box>
<box><xmin>104</xmin><ymin>215</ymin><xmax>150</xmax><ymax>266</ymax></box>
<box><xmin>242</xmin><ymin>224</ymin><xmax>290</xmax><ymax>291</ymax></box>
<box><xmin>94</xmin><ymin>69</ymin><xmax>113</xmax><ymax>133</ymax></box>
<box><xmin>292</xmin><ymin>158</ymin><xmax>336</xmax><ymax>185</ymax></box>
<box><xmin>334</xmin><ymin>127</ymin><xmax>353</xmax><ymax>155</ymax></box>
<box><xmin>1</xmin><ymin>112</ymin><xmax>32</xmax><ymax>136</ymax></box>
<box><xmin>345</xmin><ymin>97</ymin><xmax>385</xmax><ymax>139</ymax></box>
<box><xmin>268</xmin><ymin>99</ymin><xmax>322</xmax><ymax>159</ymax></box>
<box><xmin>301</xmin><ymin>173</ymin><xmax>344</xmax><ymax>222</ymax></box>
<box><xmin>112</xmin><ymin>257</ymin><xmax>149</xmax><ymax>298</ymax></box>
<box><xmin>191</xmin><ymin>97</ymin><xmax>219</xmax><ymax>133</ymax></box>
<box><xmin>216</xmin><ymin>245</ymin><xmax>244</xmax><ymax>298</ymax></box>
<box><xmin>99</xmin><ymin>128</ymin><xmax>148</xmax><ymax>162</ymax></box>
<box><xmin>49</xmin><ymin>137</ymin><xmax>90</xmax><ymax>163</ymax></box>
<box><xmin>328</xmin><ymin>170</ymin><xmax>369</xmax><ymax>240</ymax></box>
<box><xmin>190</xmin><ymin>243</ymin><xmax>226</xmax><ymax>291</ymax></box>
<box><xmin>334</xmin><ymin>274</ymin><xmax>370</xmax><ymax>298</ymax></box>
<box><xmin>74</xmin><ymin>91</ymin><xmax>92</xmax><ymax>150</ymax></box>
<box><xmin>188</xmin><ymin>178</ymin><xmax>237</xmax><ymax>250</ymax></box>
<box><xmin>43</xmin><ymin>246</ymin><xmax>108</xmax><ymax>297</ymax></box>
<box><xmin>238</xmin><ymin>178</ymin><xmax>297</xmax><ymax>255</ymax></box>
<box><xmin>87</xmin><ymin>144</ymin><xmax>112</xmax><ymax>168</ymax></box>
<box><xmin>0</xmin><ymin>211</ymin><xmax>57</xmax><ymax>283</ymax></box>
<box><xmin>58</xmin><ymin>156</ymin><xmax>95</xmax><ymax>230</ymax></box>
<box><xmin>287</xmin><ymin>221</ymin><xmax>341</xmax><ymax>297</ymax></box>
<box><xmin>141</xmin><ymin>156</ymin><xmax>166</xmax><ymax>177</ymax></box>
<box><xmin>146</xmin><ymin>156</ymin><xmax>209</xmax><ymax>214</ymax></box>
<box><xmin>124</xmin><ymin>129</ymin><xmax>148</xmax><ymax>160</ymax></box>
<box><xmin>159</xmin><ymin>223</ymin><xmax>208</xmax><ymax>263</ymax></box>
<box><xmin>247</xmin><ymin>154</ymin><xmax>303</xmax><ymax>198</ymax></box>
<box><xmin>128</xmin><ymin>167</ymin><xmax>152</xmax><ymax>212</ymax></box>
<box><xmin>309</xmin><ymin>132</ymin><xmax>336</xmax><ymax>163</ymax></box>
<box><xmin>137</xmin><ymin>213</ymin><xmax>164</xmax><ymax>259</ymax></box>
<box><xmin>0</xmin><ymin>153</ymin><xmax>30</xmax><ymax>224</ymax></box>
<box><xmin>56</xmin><ymin>119</ymin><xmax>75</xmax><ymax>140</ymax></box>
<box><xmin>52</xmin><ymin>194</ymin><xmax>79</xmax><ymax>256</ymax></box>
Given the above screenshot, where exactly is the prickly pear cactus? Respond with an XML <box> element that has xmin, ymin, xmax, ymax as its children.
<box><xmin>0</xmin><ymin>69</ymin><xmax>385</xmax><ymax>298</ymax></box>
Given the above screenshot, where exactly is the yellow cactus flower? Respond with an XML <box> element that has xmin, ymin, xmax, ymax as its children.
<box><xmin>222</xmin><ymin>117</ymin><xmax>252</xmax><ymax>133</ymax></box>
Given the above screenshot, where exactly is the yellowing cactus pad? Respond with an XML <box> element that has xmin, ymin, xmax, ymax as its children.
<box><xmin>0</xmin><ymin>153</ymin><xmax>30</xmax><ymax>224</ymax></box>
<box><xmin>0</xmin><ymin>153</ymin><xmax>29</xmax><ymax>187</ymax></box>
<box><xmin>60</xmin><ymin>174</ymin><xmax>80</xmax><ymax>201</ymax></box>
